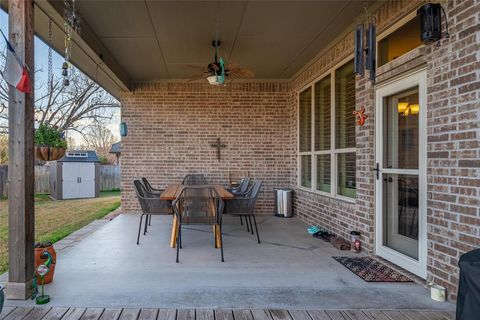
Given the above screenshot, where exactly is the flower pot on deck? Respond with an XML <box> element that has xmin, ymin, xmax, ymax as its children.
<box><xmin>34</xmin><ymin>243</ymin><xmax>57</xmax><ymax>284</ymax></box>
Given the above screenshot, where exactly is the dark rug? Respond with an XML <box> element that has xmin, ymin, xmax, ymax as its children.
<box><xmin>333</xmin><ymin>256</ymin><xmax>414</xmax><ymax>282</ymax></box>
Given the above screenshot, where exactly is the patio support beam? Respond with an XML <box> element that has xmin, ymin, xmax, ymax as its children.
<box><xmin>6</xmin><ymin>0</ymin><xmax>35</xmax><ymax>300</ymax></box>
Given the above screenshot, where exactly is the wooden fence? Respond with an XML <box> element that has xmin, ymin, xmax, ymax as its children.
<box><xmin>0</xmin><ymin>164</ymin><xmax>121</xmax><ymax>197</ymax></box>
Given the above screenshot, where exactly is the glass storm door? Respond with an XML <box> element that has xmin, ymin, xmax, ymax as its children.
<box><xmin>375</xmin><ymin>70</ymin><xmax>427</xmax><ymax>278</ymax></box>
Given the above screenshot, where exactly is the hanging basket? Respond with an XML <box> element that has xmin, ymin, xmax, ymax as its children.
<box><xmin>34</xmin><ymin>145</ymin><xmax>66</xmax><ymax>162</ymax></box>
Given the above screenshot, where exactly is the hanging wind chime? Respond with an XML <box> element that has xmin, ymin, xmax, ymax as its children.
<box><xmin>62</xmin><ymin>0</ymin><xmax>80</xmax><ymax>86</ymax></box>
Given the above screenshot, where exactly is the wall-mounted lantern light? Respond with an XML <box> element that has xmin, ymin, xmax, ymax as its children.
<box><xmin>120</xmin><ymin>122</ymin><xmax>128</xmax><ymax>137</ymax></box>
<box><xmin>417</xmin><ymin>3</ymin><xmax>449</xmax><ymax>44</ymax></box>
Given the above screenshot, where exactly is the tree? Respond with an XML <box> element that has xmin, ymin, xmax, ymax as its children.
<box><xmin>0</xmin><ymin>134</ymin><xmax>7</xmax><ymax>164</ymax></box>
<box><xmin>82</xmin><ymin>125</ymin><xmax>117</xmax><ymax>164</ymax></box>
<box><xmin>0</xmin><ymin>51</ymin><xmax>120</xmax><ymax>136</ymax></box>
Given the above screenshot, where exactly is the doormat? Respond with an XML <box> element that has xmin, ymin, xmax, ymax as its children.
<box><xmin>333</xmin><ymin>256</ymin><xmax>413</xmax><ymax>282</ymax></box>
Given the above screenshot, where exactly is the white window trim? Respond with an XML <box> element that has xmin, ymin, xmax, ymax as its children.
<box><xmin>297</xmin><ymin>55</ymin><xmax>356</xmax><ymax>203</ymax></box>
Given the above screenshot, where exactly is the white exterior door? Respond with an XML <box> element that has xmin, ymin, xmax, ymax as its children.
<box><xmin>375</xmin><ymin>69</ymin><xmax>427</xmax><ymax>278</ymax></box>
<box><xmin>62</xmin><ymin>162</ymin><xmax>95</xmax><ymax>199</ymax></box>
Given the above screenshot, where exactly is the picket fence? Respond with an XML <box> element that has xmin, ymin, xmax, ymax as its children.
<box><xmin>0</xmin><ymin>164</ymin><xmax>120</xmax><ymax>197</ymax></box>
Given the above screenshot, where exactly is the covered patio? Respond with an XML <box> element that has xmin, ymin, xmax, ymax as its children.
<box><xmin>2</xmin><ymin>0</ymin><xmax>479</xmax><ymax>316</ymax></box>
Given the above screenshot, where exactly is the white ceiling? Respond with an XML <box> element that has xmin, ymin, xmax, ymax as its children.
<box><xmin>71</xmin><ymin>0</ymin><xmax>374</xmax><ymax>81</ymax></box>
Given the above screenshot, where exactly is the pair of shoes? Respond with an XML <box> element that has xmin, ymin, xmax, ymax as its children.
<box><xmin>307</xmin><ymin>225</ymin><xmax>321</xmax><ymax>235</ymax></box>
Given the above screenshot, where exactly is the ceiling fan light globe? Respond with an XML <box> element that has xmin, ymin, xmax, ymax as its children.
<box><xmin>207</xmin><ymin>75</ymin><xmax>220</xmax><ymax>85</ymax></box>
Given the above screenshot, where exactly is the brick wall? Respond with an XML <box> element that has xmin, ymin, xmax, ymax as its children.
<box><xmin>120</xmin><ymin>82</ymin><xmax>292</xmax><ymax>214</ymax></box>
<box><xmin>424</xmin><ymin>0</ymin><xmax>480</xmax><ymax>300</ymax></box>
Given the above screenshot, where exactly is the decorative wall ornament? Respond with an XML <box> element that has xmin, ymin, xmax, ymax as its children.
<box><xmin>353</xmin><ymin>107</ymin><xmax>368</xmax><ymax>126</ymax></box>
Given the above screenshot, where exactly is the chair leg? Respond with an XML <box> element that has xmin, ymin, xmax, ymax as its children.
<box><xmin>176</xmin><ymin>223</ymin><xmax>181</xmax><ymax>263</ymax></box>
<box><xmin>240</xmin><ymin>216</ymin><xmax>243</xmax><ymax>225</ymax></box>
<box><xmin>137</xmin><ymin>214</ymin><xmax>144</xmax><ymax>245</ymax></box>
<box><xmin>252</xmin><ymin>215</ymin><xmax>260</xmax><ymax>244</ymax></box>
<box><xmin>179</xmin><ymin>223</ymin><xmax>183</xmax><ymax>249</ymax></box>
<box><xmin>245</xmin><ymin>215</ymin><xmax>250</xmax><ymax>233</ymax></box>
<box><xmin>148</xmin><ymin>215</ymin><xmax>152</xmax><ymax>226</ymax></box>
<box><xmin>144</xmin><ymin>214</ymin><xmax>149</xmax><ymax>235</ymax></box>
<box><xmin>219</xmin><ymin>224</ymin><xmax>224</xmax><ymax>262</ymax></box>
<box><xmin>248</xmin><ymin>215</ymin><xmax>254</xmax><ymax>235</ymax></box>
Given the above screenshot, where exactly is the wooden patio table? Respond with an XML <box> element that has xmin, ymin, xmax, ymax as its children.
<box><xmin>160</xmin><ymin>184</ymin><xmax>234</xmax><ymax>248</ymax></box>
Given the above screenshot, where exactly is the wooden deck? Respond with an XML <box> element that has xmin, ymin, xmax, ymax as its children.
<box><xmin>0</xmin><ymin>307</ymin><xmax>455</xmax><ymax>320</ymax></box>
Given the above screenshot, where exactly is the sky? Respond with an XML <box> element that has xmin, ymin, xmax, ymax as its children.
<box><xmin>0</xmin><ymin>10</ymin><xmax>120</xmax><ymax>146</ymax></box>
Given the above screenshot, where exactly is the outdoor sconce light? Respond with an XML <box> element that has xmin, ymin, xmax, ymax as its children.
<box><xmin>120</xmin><ymin>122</ymin><xmax>128</xmax><ymax>137</ymax></box>
<box><xmin>397</xmin><ymin>102</ymin><xmax>419</xmax><ymax>117</ymax></box>
<box><xmin>417</xmin><ymin>3</ymin><xmax>449</xmax><ymax>44</ymax></box>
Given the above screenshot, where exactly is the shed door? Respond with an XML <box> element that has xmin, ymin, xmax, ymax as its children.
<box><xmin>77</xmin><ymin>163</ymin><xmax>95</xmax><ymax>198</ymax></box>
<box><xmin>62</xmin><ymin>162</ymin><xmax>79</xmax><ymax>199</ymax></box>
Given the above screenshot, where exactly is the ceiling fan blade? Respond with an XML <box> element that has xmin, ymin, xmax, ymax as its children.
<box><xmin>225</xmin><ymin>61</ymin><xmax>239</xmax><ymax>69</ymax></box>
<box><xmin>229</xmin><ymin>68</ymin><xmax>255</xmax><ymax>78</ymax></box>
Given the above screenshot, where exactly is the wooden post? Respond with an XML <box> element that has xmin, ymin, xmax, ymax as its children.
<box><xmin>6</xmin><ymin>0</ymin><xmax>35</xmax><ymax>300</ymax></box>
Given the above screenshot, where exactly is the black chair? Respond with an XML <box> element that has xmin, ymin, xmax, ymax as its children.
<box><xmin>182</xmin><ymin>174</ymin><xmax>208</xmax><ymax>185</ymax></box>
<box><xmin>141</xmin><ymin>177</ymin><xmax>165</xmax><ymax>226</ymax></box>
<box><xmin>228</xmin><ymin>176</ymin><xmax>251</xmax><ymax>196</ymax></box>
<box><xmin>133</xmin><ymin>180</ymin><xmax>171</xmax><ymax>244</ymax></box>
<box><xmin>224</xmin><ymin>180</ymin><xmax>262</xmax><ymax>243</ymax></box>
<box><xmin>172</xmin><ymin>186</ymin><xmax>225</xmax><ymax>262</ymax></box>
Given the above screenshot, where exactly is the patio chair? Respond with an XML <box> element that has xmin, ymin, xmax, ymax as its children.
<box><xmin>182</xmin><ymin>174</ymin><xmax>208</xmax><ymax>185</ymax></box>
<box><xmin>224</xmin><ymin>180</ymin><xmax>262</xmax><ymax>244</ymax></box>
<box><xmin>133</xmin><ymin>180</ymin><xmax>172</xmax><ymax>245</ymax></box>
<box><xmin>141</xmin><ymin>177</ymin><xmax>165</xmax><ymax>226</ymax></box>
<box><xmin>172</xmin><ymin>186</ymin><xmax>225</xmax><ymax>262</ymax></box>
<box><xmin>228</xmin><ymin>176</ymin><xmax>251</xmax><ymax>195</ymax></box>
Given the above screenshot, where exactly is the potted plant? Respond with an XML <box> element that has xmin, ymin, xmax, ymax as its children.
<box><xmin>34</xmin><ymin>241</ymin><xmax>57</xmax><ymax>284</ymax></box>
<box><xmin>34</xmin><ymin>124</ymin><xmax>67</xmax><ymax>161</ymax></box>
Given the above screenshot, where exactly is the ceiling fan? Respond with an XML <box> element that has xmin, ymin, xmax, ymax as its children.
<box><xmin>187</xmin><ymin>40</ymin><xmax>255</xmax><ymax>85</ymax></box>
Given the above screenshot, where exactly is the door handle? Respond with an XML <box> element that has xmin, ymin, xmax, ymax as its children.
<box><xmin>373</xmin><ymin>162</ymin><xmax>380</xmax><ymax>180</ymax></box>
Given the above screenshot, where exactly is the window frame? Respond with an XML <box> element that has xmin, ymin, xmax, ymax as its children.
<box><xmin>297</xmin><ymin>55</ymin><xmax>356</xmax><ymax>203</ymax></box>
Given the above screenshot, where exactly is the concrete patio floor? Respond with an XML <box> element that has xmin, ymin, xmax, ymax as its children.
<box><xmin>4</xmin><ymin>214</ymin><xmax>455</xmax><ymax>310</ymax></box>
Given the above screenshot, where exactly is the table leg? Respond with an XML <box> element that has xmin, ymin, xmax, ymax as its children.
<box><xmin>213</xmin><ymin>225</ymin><xmax>222</xmax><ymax>248</ymax></box>
<box><xmin>170</xmin><ymin>215</ymin><xmax>178</xmax><ymax>248</ymax></box>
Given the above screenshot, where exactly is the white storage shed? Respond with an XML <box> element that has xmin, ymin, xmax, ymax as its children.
<box><xmin>50</xmin><ymin>150</ymin><xmax>100</xmax><ymax>200</ymax></box>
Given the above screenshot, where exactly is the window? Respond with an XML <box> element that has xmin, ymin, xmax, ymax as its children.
<box><xmin>298</xmin><ymin>59</ymin><xmax>356</xmax><ymax>200</ymax></box>
<box><xmin>378</xmin><ymin>16</ymin><xmax>422</xmax><ymax>67</ymax></box>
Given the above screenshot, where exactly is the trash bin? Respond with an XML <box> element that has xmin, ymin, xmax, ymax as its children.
<box><xmin>456</xmin><ymin>249</ymin><xmax>480</xmax><ymax>320</ymax></box>
<box><xmin>274</xmin><ymin>188</ymin><xmax>293</xmax><ymax>218</ymax></box>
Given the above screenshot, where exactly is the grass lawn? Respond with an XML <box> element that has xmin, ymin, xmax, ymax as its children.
<box><xmin>0</xmin><ymin>191</ymin><xmax>121</xmax><ymax>273</ymax></box>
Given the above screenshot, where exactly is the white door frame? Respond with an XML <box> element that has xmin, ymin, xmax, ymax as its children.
<box><xmin>375</xmin><ymin>68</ymin><xmax>428</xmax><ymax>278</ymax></box>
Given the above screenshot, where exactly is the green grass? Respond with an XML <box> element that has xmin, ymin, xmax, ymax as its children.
<box><xmin>0</xmin><ymin>191</ymin><xmax>121</xmax><ymax>273</ymax></box>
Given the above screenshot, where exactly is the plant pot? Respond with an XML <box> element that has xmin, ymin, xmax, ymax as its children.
<box><xmin>0</xmin><ymin>285</ymin><xmax>4</xmax><ymax>315</ymax></box>
<box><xmin>34</xmin><ymin>145</ymin><xmax>66</xmax><ymax>162</ymax></box>
<box><xmin>34</xmin><ymin>246</ymin><xmax>56</xmax><ymax>284</ymax></box>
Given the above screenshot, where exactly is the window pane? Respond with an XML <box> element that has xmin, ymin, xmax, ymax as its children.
<box><xmin>314</xmin><ymin>75</ymin><xmax>331</xmax><ymax>151</ymax></box>
<box><xmin>301</xmin><ymin>155</ymin><xmax>312</xmax><ymax>188</ymax></box>
<box><xmin>299</xmin><ymin>87</ymin><xmax>312</xmax><ymax>152</ymax></box>
<box><xmin>316</xmin><ymin>154</ymin><xmax>331</xmax><ymax>192</ymax></box>
<box><xmin>337</xmin><ymin>152</ymin><xmax>356</xmax><ymax>198</ymax></box>
<box><xmin>383</xmin><ymin>87</ymin><xmax>419</xmax><ymax>169</ymax></box>
<box><xmin>335</xmin><ymin>60</ymin><xmax>356</xmax><ymax>149</ymax></box>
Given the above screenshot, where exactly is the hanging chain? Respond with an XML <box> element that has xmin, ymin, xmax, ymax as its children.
<box><xmin>62</xmin><ymin>0</ymin><xmax>79</xmax><ymax>86</ymax></box>
<box><xmin>47</xmin><ymin>19</ymin><xmax>53</xmax><ymax>89</ymax></box>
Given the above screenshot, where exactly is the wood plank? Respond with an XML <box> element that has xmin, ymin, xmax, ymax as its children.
<box><xmin>5</xmin><ymin>0</ymin><xmax>36</xmax><ymax>300</ymax></box>
<box><xmin>196</xmin><ymin>309</ymin><xmax>214</xmax><ymax>320</ymax></box>
<box><xmin>63</xmin><ymin>308</ymin><xmax>87</xmax><ymax>320</ymax></box>
<box><xmin>362</xmin><ymin>311</ymin><xmax>390</xmax><ymax>320</ymax></box>
<box><xmin>98</xmin><ymin>309</ymin><xmax>122</xmax><ymax>320</ymax></box>
<box><xmin>270</xmin><ymin>310</ymin><xmax>292</xmax><ymax>320</ymax></box>
<box><xmin>0</xmin><ymin>307</ymin><xmax>16</xmax><ymax>320</ymax></box>
<box><xmin>307</xmin><ymin>310</ymin><xmax>332</xmax><ymax>320</ymax></box>
<box><xmin>214</xmin><ymin>186</ymin><xmax>234</xmax><ymax>199</ymax></box>
<box><xmin>399</xmin><ymin>310</ymin><xmax>430</xmax><ymax>320</ymax></box>
<box><xmin>22</xmin><ymin>307</ymin><xmax>51</xmax><ymax>320</ymax></box>
<box><xmin>288</xmin><ymin>311</ymin><xmax>311</xmax><ymax>320</ymax></box>
<box><xmin>233</xmin><ymin>310</ymin><xmax>253</xmax><ymax>320</ymax></box>
<box><xmin>177</xmin><ymin>310</ymin><xmax>195</xmax><ymax>320</ymax></box>
<box><xmin>215</xmin><ymin>310</ymin><xmax>234</xmax><ymax>320</ymax></box>
<box><xmin>160</xmin><ymin>185</ymin><xmax>181</xmax><ymax>201</ymax></box>
<box><xmin>438</xmin><ymin>311</ymin><xmax>455</xmax><ymax>320</ymax></box>
<box><xmin>118</xmin><ymin>309</ymin><xmax>140</xmax><ymax>320</ymax></box>
<box><xmin>138</xmin><ymin>309</ymin><xmax>158</xmax><ymax>320</ymax></box>
<box><xmin>403</xmin><ymin>311</ymin><xmax>450</xmax><ymax>320</ymax></box>
<box><xmin>42</xmin><ymin>307</ymin><xmax>70</xmax><ymax>320</ymax></box>
<box><xmin>325</xmin><ymin>311</ymin><xmax>347</xmax><ymax>320</ymax></box>
<box><xmin>156</xmin><ymin>309</ymin><xmax>176</xmax><ymax>320</ymax></box>
<box><xmin>343</xmin><ymin>310</ymin><xmax>371</xmax><ymax>320</ymax></box>
<box><xmin>251</xmin><ymin>310</ymin><xmax>273</xmax><ymax>320</ymax></box>
<box><xmin>2</xmin><ymin>307</ymin><xmax>33</xmax><ymax>320</ymax></box>
<box><xmin>80</xmin><ymin>308</ymin><xmax>105</xmax><ymax>320</ymax></box>
<box><xmin>382</xmin><ymin>311</ymin><xmax>410</xmax><ymax>320</ymax></box>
